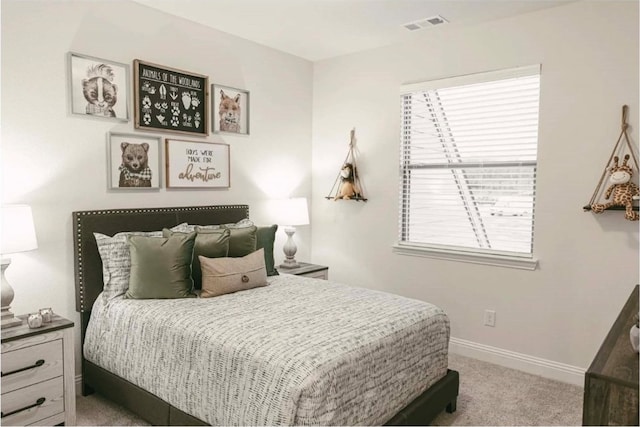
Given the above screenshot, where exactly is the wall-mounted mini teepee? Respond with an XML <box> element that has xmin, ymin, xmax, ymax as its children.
<box><xmin>584</xmin><ymin>105</ymin><xmax>639</xmax><ymax>220</ymax></box>
<box><xmin>325</xmin><ymin>128</ymin><xmax>368</xmax><ymax>201</ymax></box>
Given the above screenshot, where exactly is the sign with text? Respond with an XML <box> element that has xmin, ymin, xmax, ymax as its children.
<box><xmin>165</xmin><ymin>139</ymin><xmax>230</xmax><ymax>188</ymax></box>
<box><xmin>134</xmin><ymin>60</ymin><xmax>209</xmax><ymax>136</ymax></box>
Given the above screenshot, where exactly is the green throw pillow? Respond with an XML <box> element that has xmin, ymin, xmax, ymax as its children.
<box><xmin>163</xmin><ymin>228</ymin><xmax>230</xmax><ymax>290</ymax></box>
<box><xmin>126</xmin><ymin>232</ymin><xmax>197</xmax><ymax>299</ymax></box>
<box><xmin>256</xmin><ymin>225</ymin><xmax>278</xmax><ymax>276</ymax></box>
<box><xmin>198</xmin><ymin>225</ymin><xmax>257</xmax><ymax>257</ymax></box>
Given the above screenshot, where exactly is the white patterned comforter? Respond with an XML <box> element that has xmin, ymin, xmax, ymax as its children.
<box><xmin>84</xmin><ymin>274</ymin><xmax>449</xmax><ymax>426</ymax></box>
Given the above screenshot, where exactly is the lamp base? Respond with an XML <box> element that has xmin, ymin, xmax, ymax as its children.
<box><xmin>279</xmin><ymin>259</ymin><xmax>301</xmax><ymax>269</ymax></box>
<box><xmin>1</xmin><ymin>314</ymin><xmax>22</xmax><ymax>329</ymax></box>
<box><xmin>1</xmin><ymin>258</ymin><xmax>22</xmax><ymax>329</ymax></box>
<box><xmin>280</xmin><ymin>227</ymin><xmax>300</xmax><ymax>269</ymax></box>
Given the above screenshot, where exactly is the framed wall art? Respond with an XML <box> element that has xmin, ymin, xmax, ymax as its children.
<box><xmin>134</xmin><ymin>60</ymin><xmax>209</xmax><ymax>136</ymax></box>
<box><xmin>107</xmin><ymin>132</ymin><xmax>161</xmax><ymax>190</ymax></box>
<box><xmin>212</xmin><ymin>84</ymin><xmax>250</xmax><ymax>135</ymax></box>
<box><xmin>165</xmin><ymin>139</ymin><xmax>230</xmax><ymax>189</ymax></box>
<box><xmin>68</xmin><ymin>52</ymin><xmax>130</xmax><ymax>121</ymax></box>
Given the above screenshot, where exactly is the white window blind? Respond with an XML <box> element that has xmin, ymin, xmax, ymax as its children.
<box><xmin>399</xmin><ymin>65</ymin><xmax>540</xmax><ymax>257</ymax></box>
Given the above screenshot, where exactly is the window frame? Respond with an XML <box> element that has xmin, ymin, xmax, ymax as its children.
<box><xmin>395</xmin><ymin>65</ymin><xmax>541</xmax><ymax>270</ymax></box>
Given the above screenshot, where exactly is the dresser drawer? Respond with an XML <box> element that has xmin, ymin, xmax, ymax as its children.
<box><xmin>1</xmin><ymin>376</ymin><xmax>64</xmax><ymax>426</ymax></box>
<box><xmin>1</xmin><ymin>340</ymin><xmax>63</xmax><ymax>394</ymax></box>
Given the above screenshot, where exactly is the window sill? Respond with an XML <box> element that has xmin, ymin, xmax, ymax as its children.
<box><xmin>392</xmin><ymin>244</ymin><xmax>538</xmax><ymax>271</ymax></box>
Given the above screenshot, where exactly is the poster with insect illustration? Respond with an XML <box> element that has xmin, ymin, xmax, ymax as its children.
<box><xmin>133</xmin><ymin>60</ymin><xmax>209</xmax><ymax>136</ymax></box>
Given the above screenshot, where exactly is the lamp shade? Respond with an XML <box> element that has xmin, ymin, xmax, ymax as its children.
<box><xmin>270</xmin><ymin>198</ymin><xmax>309</xmax><ymax>226</ymax></box>
<box><xmin>1</xmin><ymin>205</ymin><xmax>38</xmax><ymax>255</ymax></box>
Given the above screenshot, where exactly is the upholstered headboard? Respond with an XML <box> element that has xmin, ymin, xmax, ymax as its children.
<box><xmin>72</xmin><ymin>205</ymin><xmax>249</xmax><ymax>314</ymax></box>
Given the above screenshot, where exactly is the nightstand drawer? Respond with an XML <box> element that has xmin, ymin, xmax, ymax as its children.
<box><xmin>1</xmin><ymin>376</ymin><xmax>64</xmax><ymax>426</ymax></box>
<box><xmin>301</xmin><ymin>270</ymin><xmax>328</xmax><ymax>280</ymax></box>
<box><xmin>1</xmin><ymin>340</ymin><xmax>63</xmax><ymax>394</ymax></box>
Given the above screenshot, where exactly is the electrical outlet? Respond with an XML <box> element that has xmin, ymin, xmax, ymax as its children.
<box><xmin>484</xmin><ymin>310</ymin><xmax>496</xmax><ymax>327</ymax></box>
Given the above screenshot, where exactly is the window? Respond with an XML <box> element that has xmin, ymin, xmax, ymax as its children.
<box><xmin>397</xmin><ymin>65</ymin><xmax>540</xmax><ymax>268</ymax></box>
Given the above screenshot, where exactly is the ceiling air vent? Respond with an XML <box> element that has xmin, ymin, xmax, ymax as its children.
<box><xmin>403</xmin><ymin>15</ymin><xmax>448</xmax><ymax>31</ymax></box>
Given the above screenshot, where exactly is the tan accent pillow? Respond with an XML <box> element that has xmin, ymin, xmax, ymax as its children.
<box><xmin>200</xmin><ymin>249</ymin><xmax>268</xmax><ymax>298</ymax></box>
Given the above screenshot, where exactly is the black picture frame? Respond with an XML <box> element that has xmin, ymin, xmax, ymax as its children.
<box><xmin>133</xmin><ymin>60</ymin><xmax>209</xmax><ymax>136</ymax></box>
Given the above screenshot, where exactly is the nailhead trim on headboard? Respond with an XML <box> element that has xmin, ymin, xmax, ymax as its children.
<box><xmin>73</xmin><ymin>205</ymin><xmax>250</xmax><ymax>312</ymax></box>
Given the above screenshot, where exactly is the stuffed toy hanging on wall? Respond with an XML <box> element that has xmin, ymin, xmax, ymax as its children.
<box><xmin>591</xmin><ymin>154</ymin><xmax>640</xmax><ymax>221</ymax></box>
<box><xmin>334</xmin><ymin>163</ymin><xmax>361</xmax><ymax>200</ymax></box>
<box><xmin>325</xmin><ymin>128</ymin><xmax>368</xmax><ymax>201</ymax></box>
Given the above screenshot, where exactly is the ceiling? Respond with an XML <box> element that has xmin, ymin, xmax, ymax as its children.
<box><xmin>133</xmin><ymin>0</ymin><xmax>574</xmax><ymax>61</ymax></box>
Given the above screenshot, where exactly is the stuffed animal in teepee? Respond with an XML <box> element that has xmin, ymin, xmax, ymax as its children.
<box><xmin>334</xmin><ymin>163</ymin><xmax>360</xmax><ymax>200</ymax></box>
<box><xmin>591</xmin><ymin>154</ymin><xmax>640</xmax><ymax>221</ymax></box>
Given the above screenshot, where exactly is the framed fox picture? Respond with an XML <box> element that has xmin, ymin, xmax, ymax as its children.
<box><xmin>212</xmin><ymin>84</ymin><xmax>250</xmax><ymax>135</ymax></box>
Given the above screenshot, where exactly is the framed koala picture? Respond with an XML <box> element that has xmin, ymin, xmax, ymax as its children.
<box><xmin>212</xmin><ymin>84</ymin><xmax>250</xmax><ymax>135</ymax></box>
<box><xmin>107</xmin><ymin>132</ymin><xmax>162</xmax><ymax>190</ymax></box>
<box><xmin>68</xmin><ymin>52</ymin><xmax>130</xmax><ymax>122</ymax></box>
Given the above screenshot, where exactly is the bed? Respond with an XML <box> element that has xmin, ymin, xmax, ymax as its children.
<box><xmin>73</xmin><ymin>205</ymin><xmax>459</xmax><ymax>425</ymax></box>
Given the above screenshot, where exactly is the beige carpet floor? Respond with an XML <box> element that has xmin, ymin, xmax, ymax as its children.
<box><xmin>76</xmin><ymin>353</ymin><xmax>584</xmax><ymax>426</ymax></box>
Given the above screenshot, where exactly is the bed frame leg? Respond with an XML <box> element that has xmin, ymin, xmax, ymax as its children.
<box><xmin>446</xmin><ymin>398</ymin><xmax>457</xmax><ymax>413</ymax></box>
<box><xmin>82</xmin><ymin>382</ymin><xmax>95</xmax><ymax>397</ymax></box>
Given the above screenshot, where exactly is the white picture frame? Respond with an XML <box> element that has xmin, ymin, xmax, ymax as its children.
<box><xmin>212</xmin><ymin>84</ymin><xmax>250</xmax><ymax>135</ymax></box>
<box><xmin>69</xmin><ymin>52</ymin><xmax>130</xmax><ymax>121</ymax></box>
<box><xmin>165</xmin><ymin>139</ymin><xmax>230</xmax><ymax>188</ymax></box>
<box><xmin>107</xmin><ymin>132</ymin><xmax>161</xmax><ymax>190</ymax></box>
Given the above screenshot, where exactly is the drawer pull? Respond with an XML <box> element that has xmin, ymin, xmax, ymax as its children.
<box><xmin>1</xmin><ymin>397</ymin><xmax>46</xmax><ymax>418</ymax></box>
<box><xmin>1</xmin><ymin>359</ymin><xmax>45</xmax><ymax>377</ymax></box>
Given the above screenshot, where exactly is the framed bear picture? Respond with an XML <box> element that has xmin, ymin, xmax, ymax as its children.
<box><xmin>107</xmin><ymin>132</ymin><xmax>162</xmax><ymax>190</ymax></box>
<box><xmin>212</xmin><ymin>84</ymin><xmax>250</xmax><ymax>135</ymax></box>
<box><xmin>68</xmin><ymin>52</ymin><xmax>130</xmax><ymax>122</ymax></box>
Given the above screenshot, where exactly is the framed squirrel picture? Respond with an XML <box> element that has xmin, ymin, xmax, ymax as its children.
<box><xmin>107</xmin><ymin>132</ymin><xmax>162</xmax><ymax>190</ymax></box>
<box><xmin>133</xmin><ymin>60</ymin><xmax>209</xmax><ymax>136</ymax></box>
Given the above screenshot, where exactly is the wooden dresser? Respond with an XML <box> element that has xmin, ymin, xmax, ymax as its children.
<box><xmin>1</xmin><ymin>315</ymin><xmax>76</xmax><ymax>426</ymax></box>
<box><xmin>583</xmin><ymin>285</ymin><xmax>639</xmax><ymax>426</ymax></box>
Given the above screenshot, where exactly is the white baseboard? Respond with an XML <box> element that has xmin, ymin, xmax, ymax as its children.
<box><xmin>450</xmin><ymin>337</ymin><xmax>585</xmax><ymax>387</ymax></box>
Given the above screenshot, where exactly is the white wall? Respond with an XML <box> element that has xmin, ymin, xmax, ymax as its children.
<box><xmin>312</xmin><ymin>0</ymin><xmax>639</xmax><ymax>375</ymax></box>
<box><xmin>3</xmin><ymin>0</ymin><xmax>638</xmax><ymax>385</ymax></box>
<box><xmin>1</xmin><ymin>0</ymin><xmax>313</xmax><ymax>374</ymax></box>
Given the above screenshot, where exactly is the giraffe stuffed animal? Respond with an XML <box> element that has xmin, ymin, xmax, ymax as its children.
<box><xmin>591</xmin><ymin>154</ymin><xmax>640</xmax><ymax>221</ymax></box>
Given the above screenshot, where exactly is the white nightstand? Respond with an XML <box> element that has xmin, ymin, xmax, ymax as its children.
<box><xmin>1</xmin><ymin>315</ymin><xmax>76</xmax><ymax>426</ymax></box>
<box><xmin>280</xmin><ymin>262</ymin><xmax>329</xmax><ymax>280</ymax></box>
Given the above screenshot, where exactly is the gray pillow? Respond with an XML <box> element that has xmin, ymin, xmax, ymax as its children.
<box><xmin>125</xmin><ymin>232</ymin><xmax>197</xmax><ymax>299</ymax></box>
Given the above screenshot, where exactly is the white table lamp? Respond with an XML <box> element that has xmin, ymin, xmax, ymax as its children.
<box><xmin>273</xmin><ymin>198</ymin><xmax>309</xmax><ymax>269</ymax></box>
<box><xmin>1</xmin><ymin>205</ymin><xmax>38</xmax><ymax>329</ymax></box>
